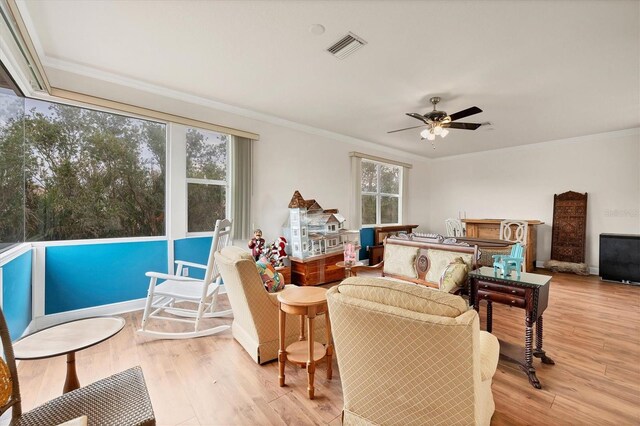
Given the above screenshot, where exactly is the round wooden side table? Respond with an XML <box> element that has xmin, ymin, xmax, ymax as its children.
<box><xmin>13</xmin><ymin>316</ymin><xmax>125</xmax><ymax>394</ymax></box>
<box><xmin>336</xmin><ymin>261</ymin><xmax>365</xmax><ymax>278</ymax></box>
<box><xmin>277</xmin><ymin>286</ymin><xmax>333</xmax><ymax>399</ymax></box>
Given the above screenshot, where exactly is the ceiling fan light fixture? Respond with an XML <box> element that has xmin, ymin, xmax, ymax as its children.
<box><xmin>426</xmin><ymin>131</ymin><xmax>436</xmax><ymax>141</ymax></box>
<box><xmin>440</xmin><ymin>128</ymin><xmax>449</xmax><ymax>138</ymax></box>
<box><xmin>420</xmin><ymin>128</ymin><xmax>430</xmax><ymax>139</ymax></box>
<box><xmin>433</xmin><ymin>125</ymin><xmax>443</xmax><ymax>135</ymax></box>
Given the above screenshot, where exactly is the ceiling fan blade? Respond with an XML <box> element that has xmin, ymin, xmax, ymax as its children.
<box><xmin>387</xmin><ymin>124</ymin><xmax>427</xmax><ymax>134</ymax></box>
<box><xmin>406</xmin><ymin>112</ymin><xmax>429</xmax><ymax>123</ymax></box>
<box><xmin>448</xmin><ymin>106</ymin><xmax>482</xmax><ymax>122</ymax></box>
<box><xmin>444</xmin><ymin>122</ymin><xmax>482</xmax><ymax>130</ymax></box>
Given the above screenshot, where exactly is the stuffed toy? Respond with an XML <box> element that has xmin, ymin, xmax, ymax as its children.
<box><xmin>248</xmin><ymin>229</ymin><xmax>265</xmax><ymax>261</ymax></box>
<box><xmin>276</xmin><ymin>237</ymin><xmax>288</xmax><ymax>260</ymax></box>
<box><xmin>261</xmin><ymin>236</ymin><xmax>289</xmax><ymax>267</ymax></box>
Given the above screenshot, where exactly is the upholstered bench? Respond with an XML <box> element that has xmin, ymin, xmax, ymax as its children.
<box><xmin>352</xmin><ymin>233</ymin><xmax>480</xmax><ymax>293</ymax></box>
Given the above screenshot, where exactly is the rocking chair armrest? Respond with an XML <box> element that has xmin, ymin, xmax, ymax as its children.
<box><xmin>491</xmin><ymin>254</ymin><xmax>507</xmax><ymax>260</ymax></box>
<box><xmin>145</xmin><ymin>271</ymin><xmax>201</xmax><ymax>282</ymax></box>
<box><xmin>174</xmin><ymin>260</ymin><xmax>208</xmax><ymax>270</ymax></box>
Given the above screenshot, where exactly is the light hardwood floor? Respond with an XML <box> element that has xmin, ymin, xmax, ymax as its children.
<box><xmin>16</xmin><ymin>272</ymin><xmax>640</xmax><ymax>425</ymax></box>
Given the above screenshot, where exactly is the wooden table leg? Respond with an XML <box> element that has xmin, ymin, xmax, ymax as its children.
<box><xmin>486</xmin><ymin>301</ymin><xmax>493</xmax><ymax>333</ymax></box>
<box><xmin>63</xmin><ymin>352</ymin><xmax>80</xmax><ymax>393</ymax></box>
<box><xmin>299</xmin><ymin>315</ymin><xmax>305</xmax><ymax>341</ymax></box>
<box><xmin>307</xmin><ymin>310</ymin><xmax>316</xmax><ymax>399</ymax></box>
<box><xmin>298</xmin><ymin>314</ymin><xmax>306</xmax><ymax>368</ymax></box>
<box><xmin>533</xmin><ymin>315</ymin><xmax>555</xmax><ymax>365</ymax></box>
<box><xmin>325</xmin><ymin>311</ymin><xmax>333</xmax><ymax>380</ymax></box>
<box><xmin>278</xmin><ymin>307</ymin><xmax>286</xmax><ymax>387</ymax></box>
<box><xmin>524</xmin><ymin>317</ymin><xmax>541</xmax><ymax>389</ymax></box>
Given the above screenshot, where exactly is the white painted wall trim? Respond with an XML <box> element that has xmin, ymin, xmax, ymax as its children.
<box><xmin>30</xmin><ymin>236</ymin><xmax>167</xmax><ymax>248</ymax></box>
<box><xmin>32</xmin><ymin>245</ymin><xmax>45</xmax><ymax>318</ymax></box>
<box><xmin>0</xmin><ymin>243</ymin><xmax>31</xmax><ymax>266</ymax></box>
<box><xmin>27</xmin><ymin>283</ymin><xmax>228</xmax><ymax>333</ymax></box>
<box><xmin>31</xmin><ymin>298</ymin><xmax>148</xmax><ymax>330</ymax></box>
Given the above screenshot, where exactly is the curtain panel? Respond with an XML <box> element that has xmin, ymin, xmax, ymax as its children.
<box><xmin>231</xmin><ymin>136</ymin><xmax>253</xmax><ymax>240</ymax></box>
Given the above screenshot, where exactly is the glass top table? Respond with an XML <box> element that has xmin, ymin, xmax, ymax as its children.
<box><xmin>469</xmin><ymin>266</ymin><xmax>552</xmax><ymax>287</ymax></box>
<box><xmin>468</xmin><ymin>266</ymin><xmax>553</xmax><ymax>389</ymax></box>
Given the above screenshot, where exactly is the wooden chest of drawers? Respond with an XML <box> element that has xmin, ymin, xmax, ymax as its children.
<box><xmin>468</xmin><ymin>266</ymin><xmax>553</xmax><ymax>389</ymax></box>
<box><xmin>290</xmin><ymin>252</ymin><xmax>345</xmax><ymax>286</ymax></box>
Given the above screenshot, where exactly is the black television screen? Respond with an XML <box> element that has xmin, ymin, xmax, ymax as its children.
<box><xmin>599</xmin><ymin>234</ymin><xmax>640</xmax><ymax>283</ymax></box>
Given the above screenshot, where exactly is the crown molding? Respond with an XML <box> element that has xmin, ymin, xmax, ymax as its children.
<box><xmin>430</xmin><ymin>127</ymin><xmax>640</xmax><ymax>162</ymax></box>
<box><xmin>43</xmin><ymin>57</ymin><xmax>431</xmax><ymax>163</ymax></box>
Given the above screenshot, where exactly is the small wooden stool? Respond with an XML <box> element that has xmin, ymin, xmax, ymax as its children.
<box><xmin>277</xmin><ymin>286</ymin><xmax>333</xmax><ymax>399</ymax></box>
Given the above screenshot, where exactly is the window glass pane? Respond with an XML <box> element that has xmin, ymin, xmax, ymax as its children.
<box><xmin>381</xmin><ymin>196</ymin><xmax>399</xmax><ymax>224</ymax></box>
<box><xmin>361</xmin><ymin>194</ymin><xmax>376</xmax><ymax>225</ymax></box>
<box><xmin>361</xmin><ymin>160</ymin><xmax>377</xmax><ymax>192</ymax></box>
<box><xmin>186</xmin><ymin>128</ymin><xmax>228</xmax><ymax>180</ymax></box>
<box><xmin>380</xmin><ymin>165</ymin><xmax>400</xmax><ymax>194</ymax></box>
<box><xmin>0</xmin><ymin>87</ymin><xmax>25</xmax><ymax>251</ymax></box>
<box><xmin>188</xmin><ymin>183</ymin><xmax>226</xmax><ymax>232</ymax></box>
<box><xmin>23</xmin><ymin>98</ymin><xmax>166</xmax><ymax>241</ymax></box>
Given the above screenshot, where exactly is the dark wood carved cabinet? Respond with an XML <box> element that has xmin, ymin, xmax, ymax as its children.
<box><xmin>551</xmin><ymin>191</ymin><xmax>588</xmax><ymax>263</ymax></box>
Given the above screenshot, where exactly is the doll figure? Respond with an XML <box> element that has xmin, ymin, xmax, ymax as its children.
<box><xmin>248</xmin><ymin>229</ymin><xmax>265</xmax><ymax>260</ymax></box>
<box><xmin>276</xmin><ymin>237</ymin><xmax>288</xmax><ymax>261</ymax></box>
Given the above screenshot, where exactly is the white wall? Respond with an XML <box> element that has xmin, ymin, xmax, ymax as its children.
<box><xmin>426</xmin><ymin>129</ymin><xmax>640</xmax><ymax>272</ymax></box>
<box><xmin>251</xmin><ymin>125</ymin><xmax>430</xmax><ymax>240</ymax></box>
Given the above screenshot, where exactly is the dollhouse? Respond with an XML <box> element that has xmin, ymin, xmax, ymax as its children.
<box><xmin>284</xmin><ymin>191</ymin><xmax>360</xmax><ymax>259</ymax></box>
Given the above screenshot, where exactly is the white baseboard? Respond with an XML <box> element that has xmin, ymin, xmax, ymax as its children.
<box><xmin>26</xmin><ymin>285</ymin><xmax>228</xmax><ymax>333</ymax></box>
<box><xmin>30</xmin><ymin>298</ymin><xmax>148</xmax><ymax>331</ymax></box>
<box><xmin>535</xmin><ymin>260</ymin><xmax>599</xmax><ymax>276</ymax></box>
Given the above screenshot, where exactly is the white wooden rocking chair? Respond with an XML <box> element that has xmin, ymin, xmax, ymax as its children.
<box><xmin>138</xmin><ymin>219</ymin><xmax>233</xmax><ymax>339</ymax></box>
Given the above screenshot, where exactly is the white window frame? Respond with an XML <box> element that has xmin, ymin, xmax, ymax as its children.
<box><xmin>185</xmin><ymin>131</ymin><xmax>231</xmax><ymax>236</ymax></box>
<box><xmin>361</xmin><ymin>159</ymin><xmax>403</xmax><ymax>227</ymax></box>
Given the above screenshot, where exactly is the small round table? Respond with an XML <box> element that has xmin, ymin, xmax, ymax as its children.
<box><xmin>277</xmin><ymin>286</ymin><xmax>333</xmax><ymax>399</ymax></box>
<box><xmin>336</xmin><ymin>261</ymin><xmax>364</xmax><ymax>278</ymax></box>
<box><xmin>13</xmin><ymin>316</ymin><xmax>126</xmax><ymax>393</ymax></box>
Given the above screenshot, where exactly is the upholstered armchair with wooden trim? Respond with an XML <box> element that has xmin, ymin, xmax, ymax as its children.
<box><xmin>215</xmin><ymin>246</ymin><xmax>326</xmax><ymax>364</ymax></box>
<box><xmin>327</xmin><ymin>277</ymin><xmax>499</xmax><ymax>426</ymax></box>
<box><xmin>0</xmin><ymin>307</ymin><xmax>155</xmax><ymax>426</ymax></box>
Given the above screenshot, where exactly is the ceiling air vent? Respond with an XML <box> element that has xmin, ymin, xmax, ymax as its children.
<box><xmin>327</xmin><ymin>32</ymin><xmax>367</xmax><ymax>59</ymax></box>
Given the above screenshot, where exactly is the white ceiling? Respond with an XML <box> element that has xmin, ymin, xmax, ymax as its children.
<box><xmin>18</xmin><ymin>0</ymin><xmax>640</xmax><ymax>158</ymax></box>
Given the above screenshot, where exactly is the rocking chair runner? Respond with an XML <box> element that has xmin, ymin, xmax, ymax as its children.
<box><xmin>138</xmin><ymin>219</ymin><xmax>233</xmax><ymax>339</ymax></box>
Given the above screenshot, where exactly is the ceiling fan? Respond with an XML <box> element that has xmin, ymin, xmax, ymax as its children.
<box><xmin>388</xmin><ymin>97</ymin><xmax>483</xmax><ymax>145</ymax></box>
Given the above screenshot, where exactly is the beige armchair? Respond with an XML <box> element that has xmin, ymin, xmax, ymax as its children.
<box><xmin>215</xmin><ymin>246</ymin><xmax>326</xmax><ymax>364</ymax></box>
<box><xmin>327</xmin><ymin>277</ymin><xmax>499</xmax><ymax>426</ymax></box>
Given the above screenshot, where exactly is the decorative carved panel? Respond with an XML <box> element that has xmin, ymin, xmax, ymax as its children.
<box><xmin>551</xmin><ymin>191</ymin><xmax>588</xmax><ymax>263</ymax></box>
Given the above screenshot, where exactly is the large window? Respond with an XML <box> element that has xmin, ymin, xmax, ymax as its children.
<box><xmin>186</xmin><ymin>128</ymin><xmax>229</xmax><ymax>233</ymax></box>
<box><xmin>0</xmin><ymin>87</ymin><xmax>25</xmax><ymax>251</ymax></box>
<box><xmin>361</xmin><ymin>159</ymin><xmax>402</xmax><ymax>226</ymax></box>
<box><xmin>0</xmin><ymin>92</ymin><xmax>166</xmax><ymax>244</ymax></box>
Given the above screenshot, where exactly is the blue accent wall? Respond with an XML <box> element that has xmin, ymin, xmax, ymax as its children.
<box><xmin>45</xmin><ymin>240</ymin><xmax>168</xmax><ymax>314</ymax></box>
<box><xmin>173</xmin><ymin>237</ymin><xmax>213</xmax><ymax>280</ymax></box>
<box><xmin>359</xmin><ymin>228</ymin><xmax>375</xmax><ymax>260</ymax></box>
<box><xmin>2</xmin><ymin>250</ymin><xmax>32</xmax><ymax>340</ymax></box>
